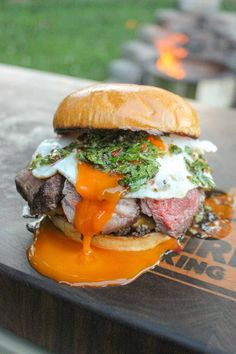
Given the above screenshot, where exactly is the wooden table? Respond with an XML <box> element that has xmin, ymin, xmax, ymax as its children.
<box><xmin>1</xmin><ymin>64</ymin><xmax>236</xmax><ymax>354</ymax></box>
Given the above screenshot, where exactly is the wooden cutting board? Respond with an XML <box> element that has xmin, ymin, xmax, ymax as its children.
<box><xmin>0</xmin><ymin>64</ymin><xmax>236</xmax><ymax>354</ymax></box>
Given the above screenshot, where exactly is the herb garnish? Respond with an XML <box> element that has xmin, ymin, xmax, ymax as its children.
<box><xmin>31</xmin><ymin>142</ymin><xmax>78</xmax><ymax>170</ymax></box>
<box><xmin>31</xmin><ymin>133</ymin><xmax>215</xmax><ymax>192</ymax></box>
<box><xmin>77</xmin><ymin>131</ymin><xmax>160</xmax><ymax>192</ymax></box>
<box><xmin>184</xmin><ymin>154</ymin><xmax>215</xmax><ymax>189</ymax></box>
<box><xmin>184</xmin><ymin>146</ymin><xmax>192</xmax><ymax>155</ymax></box>
<box><xmin>169</xmin><ymin>144</ymin><xmax>182</xmax><ymax>154</ymax></box>
<box><xmin>31</xmin><ymin>131</ymin><xmax>161</xmax><ymax>192</ymax></box>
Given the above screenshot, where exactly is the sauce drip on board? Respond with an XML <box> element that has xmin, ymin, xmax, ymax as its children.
<box><xmin>28</xmin><ymin>191</ymin><xmax>235</xmax><ymax>287</ymax></box>
<box><xmin>187</xmin><ymin>191</ymin><xmax>235</xmax><ymax>240</ymax></box>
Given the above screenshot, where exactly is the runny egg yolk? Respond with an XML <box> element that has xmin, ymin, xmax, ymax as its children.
<box><xmin>74</xmin><ymin>163</ymin><xmax>122</xmax><ymax>254</ymax></box>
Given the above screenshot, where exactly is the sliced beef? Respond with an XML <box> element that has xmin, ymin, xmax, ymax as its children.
<box><xmin>15</xmin><ymin>168</ymin><xmax>65</xmax><ymax>215</ymax></box>
<box><xmin>15</xmin><ymin>168</ymin><xmax>204</xmax><ymax>238</ymax></box>
<box><xmin>61</xmin><ymin>180</ymin><xmax>81</xmax><ymax>223</ymax></box>
<box><xmin>102</xmin><ymin>198</ymin><xmax>140</xmax><ymax>234</ymax></box>
<box><xmin>141</xmin><ymin>188</ymin><xmax>205</xmax><ymax>238</ymax></box>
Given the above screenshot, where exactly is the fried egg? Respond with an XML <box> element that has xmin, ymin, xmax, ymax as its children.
<box><xmin>32</xmin><ymin>135</ymin><xmax>217</xmax><ymax>200</ymax></box>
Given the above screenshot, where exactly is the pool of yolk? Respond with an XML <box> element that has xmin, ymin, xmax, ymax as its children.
<box><xmin>28</xmin><ymin>218</ymin><xmax>177</xmax><ymax>287</ymax></box>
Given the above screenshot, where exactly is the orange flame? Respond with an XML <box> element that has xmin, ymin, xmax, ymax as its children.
<box><xmin>156</xmin><ymin>33</ymin><xmax>189</xmax><ymax>80</ymax></box>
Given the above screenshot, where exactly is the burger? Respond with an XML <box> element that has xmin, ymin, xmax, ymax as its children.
<box><xmin>15</xmin><ymin>84</ymin><xmax>217</xmax><ymax>287</ymax></box>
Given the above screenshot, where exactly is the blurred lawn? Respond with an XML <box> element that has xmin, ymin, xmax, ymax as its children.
<box><xmin>0</xmin><ymin>0</ymin><xmax>235</xmax><ymax>80</ymax></box>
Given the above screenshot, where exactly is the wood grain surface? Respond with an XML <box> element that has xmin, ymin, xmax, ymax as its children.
<box><xmin>0</xmin><ymin>64</ymin><xmax>236</xmax><ymax>354</ymax></box>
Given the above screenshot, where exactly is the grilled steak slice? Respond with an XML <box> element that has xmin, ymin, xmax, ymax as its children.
<box><xmin>102</xmin><ymin>198</ymin><xmax>140</xmax><ymax>234</ymax></box>
<box><xmin>15</xmin><ymin>168</ymin><xmax>65</xmax><ymax>215</ymax></box>
<box><xmin>61</xmin><ymin>180</ymin><xmax>81</xmax><ymax>223</ymax></box>
<box><xmin>141</xmin><ymin>188</ymin><xmax>205</xmax><ymax>237</ymax></box>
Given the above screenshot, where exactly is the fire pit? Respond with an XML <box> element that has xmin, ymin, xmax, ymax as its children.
<box><xmin>107</xmin><ymin>7</ymin><xmax>236</xmax><ymax>107</ymax></box>
<box><xmin>145</xmin><ymin>58</ymin><xmax>235</xmax><ymax>106</ymax></box>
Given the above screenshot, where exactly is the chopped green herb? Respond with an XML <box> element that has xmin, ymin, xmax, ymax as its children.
<box><xmin>184</xmin><ymin>154</ymin><xmax>215</xmax><ymax>190</ymax></box>
<box><xmin>184</xmin><ymin>146</ymin><xmax>192</xmax><ymax>155</ymax></box>
<box><xmin>30</xmin><ymin>141</ymin><xmax>78</xmax><ymax>170</ymax></box>
<box><xmin>31</xmin><ymin>131</ymin><xmax>215</xmax><ymax>193</ymax></box>
<box><xmin>204</xmin><ymin>204</ymin><xmax>212</xmax><ymax>212</ymax></box>
<box><xmin>31</xmin><ymin>131</ymin><xmax>162</xmax><ymax>192</ymax></box>
<box><xmin>77</xmin><ymin>131</ymin><xmax>160</xmax><ymax>192</ymax></box>
<box><xmin>169</xmin><ymin>144</ymin><xmax>182</xmax><ymax>154</ymax></box>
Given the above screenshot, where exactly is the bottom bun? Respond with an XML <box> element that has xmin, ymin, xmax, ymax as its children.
<box><xmin>50</xmin><ymin>215</ymin><xmax>171</xmax><ymax>251</ymax></box>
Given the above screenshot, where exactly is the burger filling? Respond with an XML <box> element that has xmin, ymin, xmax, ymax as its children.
<box><xmin>15</xmin><ymin>130</ymin><xmax>217</xmax><ymax>238</ymax></box>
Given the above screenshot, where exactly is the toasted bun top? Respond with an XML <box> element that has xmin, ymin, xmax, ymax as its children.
<box><xmin>53</xmin><ymin>84</ymin><xmax>200</xmax><ymax>138</ymax></box>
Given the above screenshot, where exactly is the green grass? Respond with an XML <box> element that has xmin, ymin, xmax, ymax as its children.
<box><xmin>222</xmin><ymin>0</ymin><xmax>236</xmax><ymax>11</ymax></box>
<box><xmin>0</xmin><ymin>0</ymin><xmax>176</xmax><ymax>80</ymax></box>
<box><xmin>0</xmin><ymin>0</ymin><xmax>235</xmax><ymax>80</ymax></box>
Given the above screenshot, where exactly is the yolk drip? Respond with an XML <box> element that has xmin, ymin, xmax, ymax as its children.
<box><xmin>74</xmin><ymin>163</ymin><xmax>122</xmax><ymax>254</ymax></box>
<box><xmin>28</xmin><ymin>219</ymin><xmax>177</xmax><ymax>287</ymax></box>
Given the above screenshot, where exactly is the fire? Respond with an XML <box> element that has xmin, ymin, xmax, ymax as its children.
<box><xmin>156</xmin><ymin>33</ymin><xmax>189</xmax><ymax>80</ymax></box>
